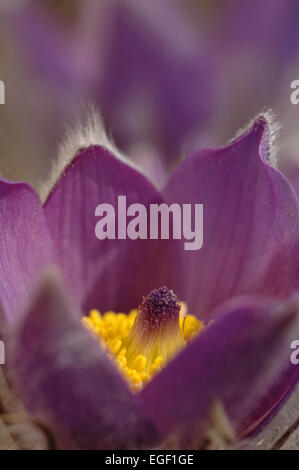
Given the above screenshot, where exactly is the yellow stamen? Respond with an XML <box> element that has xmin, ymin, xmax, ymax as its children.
<box><xmin>82</xmin><ymin>301</ymin><xmax>204</xmax><ymax>391</ymax></box>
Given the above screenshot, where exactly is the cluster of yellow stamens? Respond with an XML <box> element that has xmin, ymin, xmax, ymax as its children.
<box><xmin>82</xmin><ymin>288</ymin><xmax>204</xmax><ymax>391</ymax></box>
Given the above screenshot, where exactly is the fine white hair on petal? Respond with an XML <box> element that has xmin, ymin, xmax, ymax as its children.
<box><xmin>229</xmin><ymin>108</ymin><xmax>281</xmax><ymax>169</ymax></box>
<box><xmin>38</xmin><ymin>105</ymin><xmax>143</xmax><ymax>204</ymax></box>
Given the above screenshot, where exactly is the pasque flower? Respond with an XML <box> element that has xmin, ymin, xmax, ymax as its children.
<box><xmin>4</xmin><ymin>0</ymin><xmax>214</xmax><ymax>170</ymax></box>
<box><xmin>0</xmin><ymin>111</ymin><xmax>299</xmax><ymax>450</ymax></box>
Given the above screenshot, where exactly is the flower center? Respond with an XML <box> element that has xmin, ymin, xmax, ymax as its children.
<box><xmin>82</xmin><ymin>286</ymin><xmax>204</xmax><ymax>391</ymax></box>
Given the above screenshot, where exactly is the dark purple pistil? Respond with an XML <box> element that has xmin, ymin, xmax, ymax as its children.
<box><xmin>138</xmin><ymin>286</ymin><xmax>181</xmax><ymax>325</ymax></box>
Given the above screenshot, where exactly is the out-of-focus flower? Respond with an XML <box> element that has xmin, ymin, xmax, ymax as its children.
<box><xmin>3</xmin><ymin>0</ymin><xmax>215</xmax><ymax>170</ymax></box>
<box><xmin>95</xmin><ymin>0</ymin><xmax>215</xmax><ymax>160</ymax></box>
<box><xmin>3</xmin><ymin>0</ymin><xmax>299</xmax><ymax>189</ymax></box>
<box><xmin>0</xmin><ymin>111</ymin><xmax>298</xmax><ymax>449</ymax></box>
<box><xmin>193</xmin><ymin>0</ymin><xmax>299</xmax><ymax>144</ymax></box>
<box><xmin>7</xmin><ymin>0</ymin><xmax>299</xmax><ymax>137</ymax></box>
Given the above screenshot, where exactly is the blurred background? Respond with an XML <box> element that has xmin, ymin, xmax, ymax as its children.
<box><xmin>0</xmin><ymin>0</ymin><xmax>299</xmax><ymax>191</ymax></box>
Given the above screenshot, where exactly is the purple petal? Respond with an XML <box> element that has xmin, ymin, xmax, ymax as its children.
<box><xmin>0</xmin><ymin>181</ymin><xmax>54</xmax><ymax>325</ymax></box>
<box><xmin>7</xmin><ymin>1</ymin><xmax>215</xmax><ymax>160</ymax></box>
<box><xmin>129</xmin><ymin>143</ymin><xmax>169</xmax><ymax>189</ymax></box>
<box><xmin>44</xmin><ymin>146</ymin><xmax>176</xmax><ymax>315</ymax></box>
<box><xmin>7</xmin><ymin>4</ymin><xmax>80</xmax><ymax>90</ymax></box>
<box><xmin>164</xmin><ymin>117</ymin><xmax>299</xmax><ymax>318</ymax></box>
<box><xmin>285</xmin><ymin>167</ymin><xmax>299</xmax><ymax>201</ymax></box>
<box><xmin>98</xmin><ymin>0</ymin><xmax>215</xmax><ymax>158</ymax></box>
<box><xmin>140</xmin><ymin>296</ymin><xmax>299</xmax><ymax>445</ymax></box>
<box><xmin>10</xmin><ymin>272</ymin><xmax>158</xmax><ymax>450</ymax></box>
<box><xmin>217</xmin><ymin>0</ymin><xmax>299</xmax><ymax>66</ymax></box>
